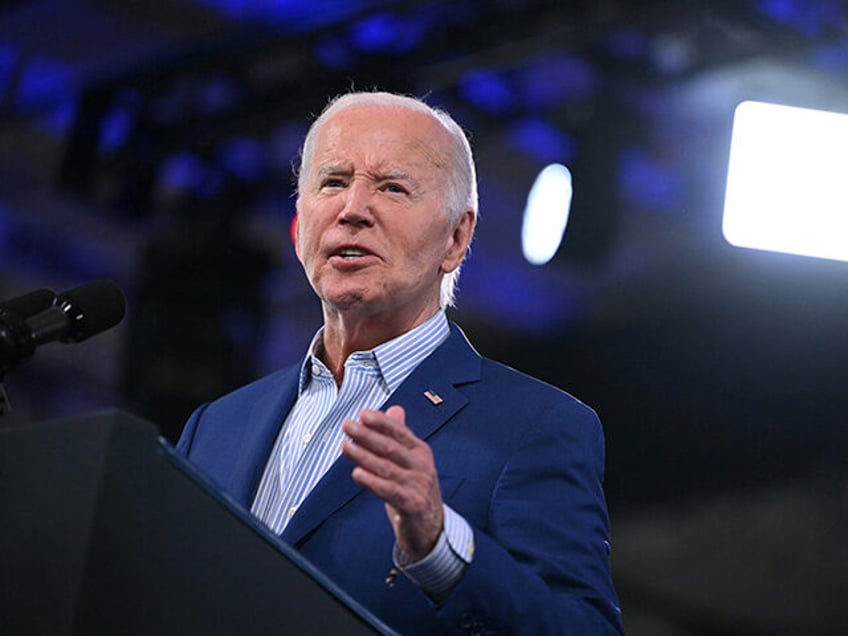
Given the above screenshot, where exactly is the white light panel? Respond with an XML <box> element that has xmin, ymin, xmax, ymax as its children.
<box><xmin>521</xmin><ymin>163</ymin><xmax>573</xmax><ymax>266</ymax></box>
<box><xmin>723</xmin><ymin>100</ymin><xmax>848</xmax><ymax>262</ymax></box>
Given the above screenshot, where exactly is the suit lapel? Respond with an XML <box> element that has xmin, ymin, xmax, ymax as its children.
<box><xmin>282</xmin><ymin>323</ymin><xmax>482</xmax><ymax>547</ymax></box>
<box><xmin>227</xmin><ymin>366</ymin><xmax>300</xmax><ymax>506</ymax></box>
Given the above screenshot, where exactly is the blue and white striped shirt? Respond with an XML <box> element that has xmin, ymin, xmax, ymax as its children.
<box><xmin>251</xmin><ymin>310</ymin><xmax>472</xmax><ymax>599</ymax></box>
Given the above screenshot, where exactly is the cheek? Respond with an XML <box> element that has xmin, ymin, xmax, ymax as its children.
<box><xmin>293</xmin><ymin>224</ymin><xmax>306</xmax><ymax>262</ymax></box>
<box><xmin>294</xmin><ymin>215</ymin><xmax>319</xmax><ymax>262</ymax></box>
<box><xmin>412</xmin><ymin>228</ymin><xmax>453</xmax><ymax>264</ymax></box>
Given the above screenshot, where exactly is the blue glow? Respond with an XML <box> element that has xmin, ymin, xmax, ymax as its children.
<box><xmin>461</xmin><ymin>247</ymin><xmax>578</xmax><ymax>332</ymax></box>
<box><xmin>12</xmin><ymin>54</ymin><xmax>78</xmax><ymax>134</ymax></box>
<box><xmin>99</xmin><ymin>91</ymin><xmax>141</xmax><ymax>154</ymax></box>
<box><xmin>159</xmin><ymin>152</ymin><xmax>206</xmax><ymax>193</ymax></box>
<box><xmin>195</xmin><ymin>76</ymin><xmax>241</xmax><ymax>114</ymax></box>
<box><xmin>606</xmin><ymin>31</ymin><xmax>649</xmax><ymax>60</ymax></box>
<box><xmin>314</xmin><ymin>34</ymin><xmax>355</xmax><ymax>70</ymax></box>
<box><xmin>459</xmin><ymin>70</ymin><xmax>516</xmax><ymax>115</ymax></box>
<box><xmin>220</xmin><ymin>137</ymin><xmax>267</xmax><ymax>182</ymax></box>
<box><xmin>517</xmin><ymin>55</ymin><xmax>597</xmax><ymax>108</ymax></box>
<box><xmin>759</xmin><ymin>0</ymin><xmax>802</xmax><ymax>24</ymax></box>
<box><xmin>270</xmin><ymin>122</ymin><xmax>310</xmax><ymax>173</ymax></box>
<box><xmin>618</xmin><ymin>146</ymin><xmax>684</xmax><ymax>212</ymax></box>
<box><xmin>811</xmin><ymin>42</ymin><xmax>848</xmax><ymax>74</ymax></box>
<box><xmin>196</xmin><ymin>0</ymin><xmax>367</xmax><ymax>31</ymax></box>
<box><xmin>758</xmin><ymin>0</ymin><xmax>845</xmax><ymax>37</ymax></box>
<box><xmin>0</xmin><ymin>205</ymin><xmax>8</xmax><ymax>255</ymax></box>
<box><xmin>437</xmin><ymin>0</ymin><xmax>479</xmax><ymax>26</ymax></box>
<box><xmin>350</xmin><ymin>13</ymin><xmax>398</xmax><ymax>52</ymax></box>
<box><xmin>198</xmin><ymin>0</ymin><xmax>263</xmax><ymax>17</ymax></box>
<box><xmin>0</xmin><ymin>210</ymin><xmax>114</xmax><ymax>280</ymax></box>
<box><xmin>99</xmin><ymin>108</ymin><xmax>133</xmax><ymax>154</ymax></box>
<box><xmin>15</xmin><ymin>56</ymin><xmax>74</xmax><ymax>113</ymax></box>
<box><xmin>39</xmin><ymin>99</ymin><xmax>77</xmax><ymax>135</ymax></box>
<box><xmin>508</xmin><ymin>118</ymin><xmax>577</xmax><ymax>164</ymax></box>
<box><xmin>350</xmin><ymin>12</ymin><xmax>424</xmax><ymax>54</ymax></box>
<box><xmin>0</xmin><ymin>42</ymin><xmax>18</xmax><ymax>100</ymax></box>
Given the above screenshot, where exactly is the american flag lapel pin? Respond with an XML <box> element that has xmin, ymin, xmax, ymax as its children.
<box><xmin>424</xmin><ymin>390</ymin><xmax>443</xmax><ymax>405</ymax></box>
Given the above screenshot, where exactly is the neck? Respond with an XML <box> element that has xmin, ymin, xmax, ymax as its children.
<box><xmin>319</xmin><ymin>303</ymin><xmax>440</xmax><ymax>386</ymax></box>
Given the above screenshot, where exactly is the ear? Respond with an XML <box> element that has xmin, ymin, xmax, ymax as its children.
<box><xmin>292</xmin><ymin>202</ymin><xmax>303</xmax><ymax>264</ymax></box>
<box><xmin>440</xmin><ymin>208</ymin><xmax>476</xmax><ymax>274</ymax></box>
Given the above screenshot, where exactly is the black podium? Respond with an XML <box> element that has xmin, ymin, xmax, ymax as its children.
<box><xmin>0</xmin><ymin>411</ymin><xmax>396</xmax><ymax>635</ymax></box>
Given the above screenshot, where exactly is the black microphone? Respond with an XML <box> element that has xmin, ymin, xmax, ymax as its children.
<box><xmin>0</xmin><ymin>289</ymin><xmax>56</xmax><ymax>377</ymax></box>
<box><xmin>27</xmin><ymin>280</ymin><xmax>126</xmax><ymax>344</ymax></box>
<box><xmin>0</xmin><ymin>280</ymin><xmax>126</xmax><ymax>377</ymax></box>
<box><xmin>0</xmin><ymin>288</ymin><xmax>57</xmax><ymax>321</ymax></box>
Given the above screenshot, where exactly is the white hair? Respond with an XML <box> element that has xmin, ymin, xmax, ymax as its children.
<box><xmin>297</xmin><ymin>91</ymin><xmax>478</xmax><ymax>308</ymax></box>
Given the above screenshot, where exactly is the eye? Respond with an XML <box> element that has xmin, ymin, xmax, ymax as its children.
<box><xmin>381</xmin><ymin>182</ymin><xmax>408</xmax><ymax>194</ymax></box>
<box><xmin>320</xmin><ymin>177</ymin><xmax>346</xmax><ymax>189</ymax></box>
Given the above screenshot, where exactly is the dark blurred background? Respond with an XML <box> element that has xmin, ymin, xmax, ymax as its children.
<box><xmin>1</xmin><ymin>1</ymin><xmax>847</xmax><ymax>634</ymax></box>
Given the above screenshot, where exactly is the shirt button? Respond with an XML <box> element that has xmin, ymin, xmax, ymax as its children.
<box><xmin>302</xmin><ymin>432</ymin><xmax>313</xmax><ymax>444</ymax></box>
<box><xmin>311</xmin><ymin>364</ymin><xmax>321</xmax><ymax>376</ymax></box>
<box><xmin>288</xmin><ymin>505</ymin><xmax>299</xmax><ymax>517</ymax></box>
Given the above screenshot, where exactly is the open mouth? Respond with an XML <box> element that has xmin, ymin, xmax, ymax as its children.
<box><xmin>335</xmin><ymin>247</ymin><xmax>371</xmax><ymax>259</ymax></box>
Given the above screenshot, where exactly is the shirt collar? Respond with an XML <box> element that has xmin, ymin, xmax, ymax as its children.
<box><xmin>297</xmin><ymin>310</ymin><xmax>449</xmax><ymax>395</ymax></box>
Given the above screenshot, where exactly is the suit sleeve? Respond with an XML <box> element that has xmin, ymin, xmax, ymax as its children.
<box><xmin>435</xmin><ymin>403</ymin><xmax>625</xmax><ymax>635</ymax></box>
<box><xmin>176</xmin><ymin>403</ymin><xmax>208</xmax><ymax>456</ymax></box>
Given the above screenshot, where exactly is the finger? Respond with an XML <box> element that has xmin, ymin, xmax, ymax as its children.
<box><xmin>343</xmin><ymin>413</ymin><xmax>424</xmax><ymax>469</ymax></box>
<box><xmin>359</xmin><ymin>406</ymin><xmax>418</xmax><ymax>449</ymax></box>
<box><xmin>342</xmin><ymin>417</ymin><xmax>410</xmax><ymax>464</ymax></box>
<box><xmin>349</xmin><ymin>460</ymin><xmax>434</xmax><ymax>518</ymax></box>
<box><xmin>342</xmin><ymin>441</ymin><xmax>418</xmax><ymax>510</ymax></box>
<box><xmin>343</xmin><ymin>437</ymin><xmax>440</xmax><ymax>510</ymax></box>
<box><xmin>349</xmin><ymin>464</ymin><xmax>402</xmax><ymax>502</ymax></box>
<box><xmin>341</xmin><ymin>436</ymin><xmax>404</xmax><ymax>481</ymax></box>
<box><xmin>341</xmin><ymin>434</ymin><xmax>436</xmax><ymax>499</ymax></box>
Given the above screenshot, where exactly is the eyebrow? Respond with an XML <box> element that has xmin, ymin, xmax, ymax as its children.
<box><xmin>317</xmin><ymin>164</ymin><xmax>352</xmax><ymax>178</ymax></box>
<box><xmin>378</xmin><ymin>169</ymin><xmax>417</xmax><ymax>184</ymax></box>
<box><xmin>317</xmin><ymin>165</ymin><xmax>422</xmax><ymax>189</ymax></box>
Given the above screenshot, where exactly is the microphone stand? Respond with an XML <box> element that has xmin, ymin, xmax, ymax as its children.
<box><xmin>1</xmin><ymin>371</ymin><xmax>30</xmax><ymax>427</ymax></box>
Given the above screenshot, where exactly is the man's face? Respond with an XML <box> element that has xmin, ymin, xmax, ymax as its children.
<box><xmin>295</xmin><ymin>105</ymin><xmax>469</xmax><ymax>323</ymax></box>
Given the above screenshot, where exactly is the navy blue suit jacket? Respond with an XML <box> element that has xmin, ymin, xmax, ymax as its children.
<box><xmin>178</xmin><ymin>324</ymin><xmax>624</xmax><ymax>635</ymax></box>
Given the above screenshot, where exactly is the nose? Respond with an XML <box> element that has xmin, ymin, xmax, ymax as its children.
<box><xmin>338</xmin><ymin>179</ymin><xmax>374</xmax><ymax>227</ymax></box>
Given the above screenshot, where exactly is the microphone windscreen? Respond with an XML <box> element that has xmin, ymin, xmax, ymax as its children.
<box><xmin>58</xmin><ymin>280</ymin><xmax>127</xmax><ymax>342</ymax></box>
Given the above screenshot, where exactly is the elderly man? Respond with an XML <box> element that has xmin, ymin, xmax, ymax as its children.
<box><xmin>177</xmin><ymin>91</ymin><xmax>625</xmax><ymax>635</ymax></box>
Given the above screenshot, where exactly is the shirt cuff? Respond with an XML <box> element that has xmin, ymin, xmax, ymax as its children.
<box><xmin>392</xmin><ymin>504</ymin><xmax>474</xmax><ymax>602</ymax></box>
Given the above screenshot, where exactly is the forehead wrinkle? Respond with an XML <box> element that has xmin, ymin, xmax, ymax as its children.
<box><xmin>313</xmin><ymin>120</ymin><xmax>451</xmax><ymax>192</ymax></box>
<box><xmin>375</xmin><ymin>136</ymin><xmax>450</xmax><ymax>191</ymax></box>
<box><xmin>317</xmin><ymin>162</ymin><xmax>352</xmax><ymax>176</ymax></box>
<box><xmin>407</xmin><ymin>135</ymin><xmax>449</xmax><ymax>171</ymax></box>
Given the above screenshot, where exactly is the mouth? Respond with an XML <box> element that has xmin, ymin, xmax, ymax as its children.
<box><xmin>327</xmin><ymin>244</ymin><xmax>379</xmax><ymax>267</ymax></box>
<box><xmin>333</xmin><ymin>246</ymin><xmax>373</xmax><ymax>259</ymax></box>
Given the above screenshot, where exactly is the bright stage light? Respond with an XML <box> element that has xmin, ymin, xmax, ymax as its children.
<box><xmin>723</xmin><ymin>100</ymin><xmax>848</xmax><ymax>262</ymax></box>
<box><xmin>521</xmin><ymin>163</ymin><xmax>573</xmax><ymax>266</ymax></box>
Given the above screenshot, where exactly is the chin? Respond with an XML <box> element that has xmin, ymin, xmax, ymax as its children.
<box><xmin>322</xmin><ymin>289</ymin><xmax>371</xmax><ymax>312</ymax></box>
